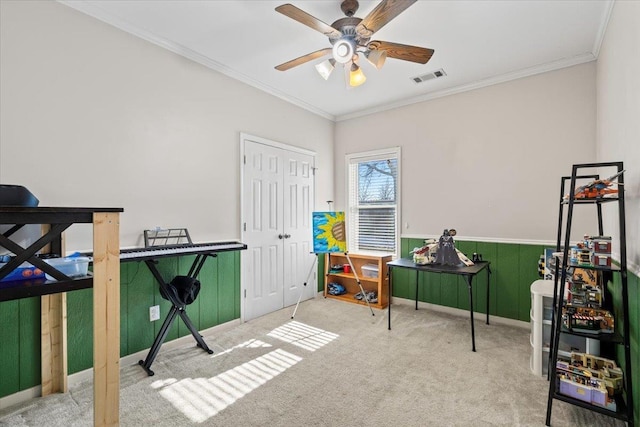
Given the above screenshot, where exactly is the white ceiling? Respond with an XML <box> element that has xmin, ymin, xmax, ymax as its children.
<box><xmin>60</xmin><ymin>0</ymin><xmax>613</xmax><ymax>121</ymax></box>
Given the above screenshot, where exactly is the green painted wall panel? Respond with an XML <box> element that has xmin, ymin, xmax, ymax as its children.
<box><xmin>197</xmin><ymin>258</ymin><xmax>219</xmax><ymax>329</ymax></box>
<box><xmin>518</xmin><ymin>245</ymin><xmax>546</xmax><ymax>322</ymax></box>
<box><xmin>440</xmin><ymin>273</ymin><xmax>458</xmax><ymax>308</ymax></box>
<box><xmin>473</xmin><ymin>268</ymin><xmax>491</xmax><ymax>314</ymax></box>
<box><xmin>613</xmin><ymin>270</ymin><xmax>639</xmax><ymax>425</ymax></box>
<box><xmin>218</xmin><ymin>252</ymin><xmax>239</xmax><ymax>323</ymax></box>
<box><xmin>18</xmin><ymin>298</ymin><xmax>40</xmax><ymax>389</ymax></box>
<box><xmin>630</xmin><ymin>272</ymin><xmax>639</xmax><ymax>426</ymax></box>
<box><xmin>391</xmin><ymin>267</ymin><xmax>412</xmax><ymax>300</ymax></box>
<box><xmin>495</xmin><ymin>243</ymin><xmax>520</xmax><ymax>319</ymax></box>
<box><xmin>0</xmin><ymin>300</ymin><xmax>20</xmax><ymax>396</ymax></box>
<box><xmin>119</xmin><ymin>267</ymin><xmax>128</xmax><ymax>358</ymax></box>
<box><xmin>475</xmin><ymin>242</ymin><xmax>498</xmax><ymax>316</ymax></box>
<box><xmin>392</xmin><ymin>238</ymin><xmax>423</xmax><ymax>301</ymax></box>
<box><xmin>424</xmin><ymin>268</ymin><xmax>441</xmax><ymax>304</ymax></box>
<box><xmin>67</xmin><ymin>288</ymin><xmax>93</xmax><ymax>374</ymax></box>
<box><xmin>124</xmin><ymin>262</ymin><xmax>156</xmax><ymax>355</ymax></box>
<box><xmin>153</xmin><ymin>258</ymin><xmax>180</xmax><ymax>343</ymax></box>
<box><xmin>456</xmin><ymin>241</ymin><xmax>477</xmax><ymax>312</ymax></box>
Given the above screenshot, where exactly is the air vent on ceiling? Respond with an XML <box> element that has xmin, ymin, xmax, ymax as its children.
<box><xmin>412</xmin><ymin>68</ymin><xmax>447</xmax><ymax>84</ymax></box>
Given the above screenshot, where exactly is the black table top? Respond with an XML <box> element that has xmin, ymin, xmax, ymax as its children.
<box><xmin>387</xmin><ymin>258</ymin><xmax>490</xmax><ymax>275</ymax></box>
<box><xmin>0</xmin><ymin>206</ymin><xmax>123</xmax><ymax>224</ymax></box>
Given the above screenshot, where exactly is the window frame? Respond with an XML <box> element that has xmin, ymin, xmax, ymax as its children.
<box><xmin>345</xmin><ymin>147</ymin><xmax>401</xmax><ymax>258</ymax></box>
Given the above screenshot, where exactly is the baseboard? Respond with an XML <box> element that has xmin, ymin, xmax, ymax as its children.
<box><xmin>0</xmin><ymin>318</ymin><xmax>242</xmax><ymax>411</ymax></box>
<box><xmin>391</xmin><ymin>296</ymin><xmax>530</xmax><ymax>329</ymax></box>
<box><xmin>0</xmin><ymin>385</ymin><xmax>41</xmax><ymax>412</ymax></box>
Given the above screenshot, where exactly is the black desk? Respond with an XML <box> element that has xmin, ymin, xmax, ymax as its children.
<box><xmin>1</xmin><ymin>206</ymin><xmax>123</xmax><ymax>426</ymax></box>
<box><xmin>387</xmin><ymin>258</ymin><xmax>491</xmax><ymax>351</ymax></box>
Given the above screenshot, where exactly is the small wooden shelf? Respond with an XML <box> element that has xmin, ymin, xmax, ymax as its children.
<box><xmin>324</xmin><ymin>253</ymin><xmax>392</xmax><ymax>309</ymax></box>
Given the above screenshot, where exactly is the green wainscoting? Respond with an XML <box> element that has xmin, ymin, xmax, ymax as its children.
<box><xmin>0</xmin><ymin>251</ymin><xmax>241</xmax><ymax>398</ymax></box>
<box><xmin>611</xmin><ymin>268</ymin><xmax>639</xmax><ymax>426</ymax></box>
<box><xmin>395</xmin><ymin>238</ymin><xmax>544</xmax><ymax>322</ymax></box>
<box><xmin>1</xmin><ymin>241</ymin><xmax>638</xmax><ymax>425</ymax></box>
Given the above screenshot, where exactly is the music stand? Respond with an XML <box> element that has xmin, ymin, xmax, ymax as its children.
<box><xmin>291</xmin><ymin>210</ymin><xmax>374</xmax><ymax>318</ymax></box>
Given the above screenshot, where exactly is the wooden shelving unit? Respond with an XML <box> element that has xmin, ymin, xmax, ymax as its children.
<box><xmin>324</xmin><ymin>253</ymin><xmax>391</xmax><ymax>309</ymax></box>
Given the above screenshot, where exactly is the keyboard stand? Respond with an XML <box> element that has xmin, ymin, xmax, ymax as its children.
<box><xmin>138</xmin><ymin>253</ymin><xmax>214</xmax><ymax>376</ymax></box>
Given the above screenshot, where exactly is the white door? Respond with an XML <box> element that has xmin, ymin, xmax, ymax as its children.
<box><xmin>241</xmin><ymin>135</ymin><xmax>315</xmax><ymax>321</ymax></box>
<box><xmin>282</xmin><ymin>150</ymin><xmax>314</xmax><ymax>307</ymax></box>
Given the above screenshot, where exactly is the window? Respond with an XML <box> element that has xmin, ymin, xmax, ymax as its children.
<box><xmin>346</xmin><ymin>147</ymin><xmax>400</xmax><ymax>256</ymax></box>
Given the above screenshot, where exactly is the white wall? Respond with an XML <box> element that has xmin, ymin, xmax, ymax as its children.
<box><xmin>596</xmin><ymin>0</ymin><xmax>640</xmax><ymax>273</ymax></box>
<box><xmin>0</xmin><ymin>0</ymin><xmax>334</xmax><ymax>251</ymax></box>
<box><xmin>335</xmin><ymin>63</ymin><xmax>598</xmax><ymax>243</ymax></box>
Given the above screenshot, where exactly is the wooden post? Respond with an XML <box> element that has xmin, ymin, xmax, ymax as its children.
<box><xmin>92</xmin><ymin>212</ymin><xmax>120</xmax><ymax>426</ymax></box>
<box><xmin>41</xmin><ymin>225</ymin><xmax>67</xmax><ymax>395</ymax></box>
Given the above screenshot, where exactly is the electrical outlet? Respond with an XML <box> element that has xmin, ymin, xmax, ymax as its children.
<box><xmin>149</xmin><ymin>305</ymin><xmax>160</xmax><ymax>322</ymax></box>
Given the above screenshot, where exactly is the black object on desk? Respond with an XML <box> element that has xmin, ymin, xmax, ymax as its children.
<box><xmin>386</xmin><ymin>258</ymin><xmax>491</xmax><ymax>352</ymax></box>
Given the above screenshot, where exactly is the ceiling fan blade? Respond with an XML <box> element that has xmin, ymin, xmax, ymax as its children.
<box><xmin>275</xmin><ymin>48</ymin><xmax>333</xmax><ymax>71</ymax></box>
<box><xmin>368</xmin><ymin>40</ymin><xmax>434</xmax><ymax>64</ymax></box>
<box><xmin>276</xmin><ymin>4</ymin><xmax>342</xmax><ymax>39</ymax></box>
<box><xmin>356</xmin><ymin>0</ymin><xmax>417</xmax><ymax>37</ymax></box>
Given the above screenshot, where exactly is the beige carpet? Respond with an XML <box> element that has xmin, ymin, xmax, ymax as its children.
<box><xmin>0</xmin><ymin>297</ymin><xmax>625</xmax><ymax>426</ymax></box>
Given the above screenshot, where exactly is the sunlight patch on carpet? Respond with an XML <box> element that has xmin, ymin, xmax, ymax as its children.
<box><xmin>267</xmin><ymin>321</ymin><xmax>339</xmax><ymax>351</ymax></box>
<box><xmin>153</xmin><ymin>348</ymin><xmax>302</xmax><ymax>423</ymax></box>
<box><xmin>213</xmin><ymin>338</ymin><xmax>273</xmax><ymax>358</ymax></box>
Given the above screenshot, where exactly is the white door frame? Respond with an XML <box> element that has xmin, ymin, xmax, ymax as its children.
<box><xmin>240</xmin><ymin>133</ymin><xmax>316</xmax><ymax>321</ymax></box>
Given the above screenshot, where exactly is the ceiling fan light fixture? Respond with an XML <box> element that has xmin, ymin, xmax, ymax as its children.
<box><xmin>332</xmin><ymin>39</ymin><xmax>355</xmax><ymax>64</ymax></box>
<box><xmin>349</xmin><ymin>63</ymin><xmax>366</xmax><ymax>87</ymax></box>
<box><xmin>365</xmin><ymin>49</ymin><xmax>387</xmax><ymax>70</ymax></box>
<box><xmin>315</xmin><ymin>58</ymin><xmax>336</xmax><ymax>80</ymax></box>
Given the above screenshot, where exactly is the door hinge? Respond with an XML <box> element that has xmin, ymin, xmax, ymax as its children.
<box><xmin>243</xmin><ymin>222</ymin><xmax>246</xmax><ymax>232</ymax></box>
<box><xmin>244</xmin><ymin>289</ymin><xmax>247</xmax><ymax>298</ymax></box>
<box><xmin>243</xmin><ymin>155</ymin><xmax>246</xmax><ymax>165</ymax></box>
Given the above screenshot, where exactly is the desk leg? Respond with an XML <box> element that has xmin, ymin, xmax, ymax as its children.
<box><xmin>465</xmin><ymin>276</ymin><xmax>476</xmax><ymax>352</ymax></box>
<box><xmin>92</xmin><ymin>212</ymin><xmax>120</xmax><ymax>427</ymax></box>
<box><xmin>41</xmin><ymin>293</ymin><xmax>67</xmax><ymax>395</ymax></box>
<box><xmin>415</xmin><ymin>270</ymin><xmax>419</xmax><ymax>310</ymax></box>
<box><xmin>40</xmin><ymin>224</ymin><xmax>67</xmax><ymax>396</ymax></box>
<box><xmin>486</xmin><ymin>266</ymin><xmax>491</xmax><ymax>325</ymax></box>
<box><xmin>388</xmin><ymin>267</ymin><xmax>392</xmax><ymax>330</ymax></box>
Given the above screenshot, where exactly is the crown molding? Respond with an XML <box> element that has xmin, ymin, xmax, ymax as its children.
<box><xmin>57</xmin><ymin>1</ymin><xmax>607</xmax><ymax>124</ymax></box>
<box><xmin>336</xmin><ymin>52</ymin><xmax>597</xmax><ymax>122</ymax></box>
<box><xmin>57</xmin><ymin>1</ymin><xmax>336</xmax><ymax>122</ymax></box>
<box><xmin>592</xmin><ymin>0</ymin><xmax>615</xmax><ymax>58</ymax></box>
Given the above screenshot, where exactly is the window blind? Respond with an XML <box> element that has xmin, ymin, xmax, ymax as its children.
<box><xmin>347</xmin><ymin>149</ymin><xmax>399</xmax><ymax>255</ymax></box>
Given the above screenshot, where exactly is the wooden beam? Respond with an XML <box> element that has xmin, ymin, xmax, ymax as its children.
<box><xmin>92</xmin><ymin>212</ymin><xmax>120</xmax><ymax>427</ymax></box>
<box><xmin>41</xmin><ymin>224</ymin><xmax>67</xmax><ymax>395</ymax></box>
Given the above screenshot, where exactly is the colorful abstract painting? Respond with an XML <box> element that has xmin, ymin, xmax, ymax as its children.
<box><xmin>312</xmin><ymin>211</ymin><xmax>346</xmax><ymax>253</ymax></box>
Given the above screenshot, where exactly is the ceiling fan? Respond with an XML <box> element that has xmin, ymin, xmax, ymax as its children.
<box><xmin>274</xmin><ymin>0</ymin><xmax>434</xmax><ymax>87</ymax></box>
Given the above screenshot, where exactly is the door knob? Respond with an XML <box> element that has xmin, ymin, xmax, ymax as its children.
<box><xmin>278</xmin><ymin>234</ymin><xmax>284</xmax><ymax>239</ymax></box>
<box><xmin>284</xmin><ymin>233</ymin><xmax>291</xmax><ymax>239</ymax></box>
